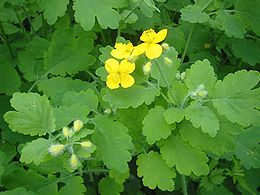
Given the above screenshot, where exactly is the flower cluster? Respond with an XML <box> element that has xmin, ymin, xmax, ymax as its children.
<box><xmin>48</xmin><ymin>119</ymin><xmax>96</xmax><ymax>171</ymax></box>
<box><xmin>105</xmin><ymin>29</ymin><xmax>168</xmax><ymax>89</ymax></box>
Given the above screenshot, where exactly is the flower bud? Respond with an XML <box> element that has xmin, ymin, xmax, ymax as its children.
<box><xmin>197</xmin><ymin>90</ymin><xmax>208</xmax><ymax>98</ymax></box>
<box><xmin>70</xmin><ymin>154</ymin><xmax>78</xmax><ymax>168</ymax></box>
<box><xmin>73</xmin><ymin>119</ymin><xmax>83</xmax><ymax>132</ymax></box>
<box><xmin>104</xmin><ymin>108</ymin><xmax>112</xmax><ymax>114</ymax></box>
<box><xmin>128</xmin><ymin>55</ymin><xmax>138</xmax><ymax>63</ymax></box>
<box><xmin>62</xmin><ymin>127</ymin><xmax>70</xmax><ymax>138</ymax></box>
<box><xmin>204</xmin><ymin>43</ymin><xmax>211</xmax><ymax>48</ymax></box>
<box><xmin>143</xmin><ymin>61</ymin><xmax>152</xmax><ymax>75</ymax></box>
<box><xmin>80</xmin><ymin>141</ymin><xmax>93</xmax><ymax>148</ymax></box>
<box><xmin>48</xmin><ymin>144</ymin><xmax>65</xmax><ymax>156</ymax></box>
<box><xmin>163</xmin><ymin>57</ymin><xmax>172</xmax><ymax>65</ymax></box>
<box><xmin>161</xmin><ymin>43</ymin><xmax>170</xmax><ymax>50</ymax></box>
<box><xmin>180</xmin><ymin>72</ymin><xmax>185</xmax><ymax>80</ymax></box>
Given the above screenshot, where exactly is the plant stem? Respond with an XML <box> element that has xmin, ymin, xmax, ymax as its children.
<box><xmin>181</xmin><ymin>25</ymin><xmax>194</xmax><ymax>64</ymax></box>
<box><xmin>117</xmin><ymin>3</ymin><xmax>140</xmax><ymax>37</ymax></box>
<box><xmin>0</xmin><ymin>21</ymin><xmax>15</xmax><ymax>58</ymax></box>
<box><xmin>155</xmin><ymin>61</ymin><xmax>179</xmax><ymax>105</ymax></box>
<box><xmin>15</xmin><ymin>9</ymin><xmax>31</xmax><ymax>41</ymax></box>
<box><xmin>181</xmin><ymin>175</ymin><xmax>188</xmax><ymax>195</ymax></box>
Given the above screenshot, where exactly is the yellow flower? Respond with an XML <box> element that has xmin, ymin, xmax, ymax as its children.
<box><xmin>132</xmin><ymin>29</ymin><xmax>168</xmax><ymax>59</ymax></box>
<box><xmin>105</xmin><ymin>58</ymin><xmax>135</xmax><ymax>89</ymax></box>
<box><xmin>111</xmin><ymin>42</ymin><xmax>134</xmax><ymax>59</ymax></box>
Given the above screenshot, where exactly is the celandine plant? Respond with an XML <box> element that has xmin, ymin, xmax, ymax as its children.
<box><xmin>0</xmin><ymin>0</ymin><xmax>259</xmax><ymax>194</ymax></box>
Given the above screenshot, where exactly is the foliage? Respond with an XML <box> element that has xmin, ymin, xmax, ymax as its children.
<box><xmin>0</xmin><ymin>0</ymin><xmax>259</xmax><ymax>194</ymax></box>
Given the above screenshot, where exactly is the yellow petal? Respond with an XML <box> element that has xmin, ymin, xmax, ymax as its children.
<box><xmin>146</xmin><ymin>43</ymin><xmax>163</xmax><ymax>59</ymax></box>
<box><xmin>153</xmin><ymin>29</ymin><xmax>168</xmax><ymax>43</ymax></box>
<box><xmin>111</xmin><ymin>49</ymin><xmax>129</xmax><ymax>59</ymax></box>
<box><xmin>106</xmin><ymin>73</ymin><xmax>120</xmax><ymax>89</ymax></box>
<box><xmin>119</xmin><ymin>59</ymin><xmax>135</xmax><ymax>74</ymax></box>
<box><xmin>132</xmin><ymin>43</ymin><xmax>148</xmax><ymax>56</ymax></box>
<box><xmin>111</xmin><ymin>42</ymin><xmax>134</xmax><ymax>59</ymax></box>
<box><xmin>120</xmin><ymin>73</ymin><xmax>135</xmax><ymax>88</ymax></box>
<box><xmin>140</xmin><ymin>29</ymin><xmax>156</xmax><ymax>42</ymax></box>
<box><xmin>105</xmin><ymin>58</ymin><xmax>119</xmax><ymax>73</ymax></box>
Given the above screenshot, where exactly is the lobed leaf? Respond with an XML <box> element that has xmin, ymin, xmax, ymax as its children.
<box><xmin>159</xmin><ymin>135</ymin><xmax>209</xmax><ymax>176</ymax></box>
<box><xmin>20</xmin><ymin>138</ymin><xmax>50</xmax><ymax>165</ymax></box>
<box><xmin>92</xmin><ymin>116</ymin><xmax>133</xmax><ymax>173</ymax></box>
<box><xmin>4</xmin><ymin>93</ymin><xmax>56</xmax><ymax>136</ymax></box>
<box><xmin>212</xmin><ymin>70</ymin><xmax>260</xmax><ymax>127</ymax></box>
<box><xmin>142</xmin><ymin>106</ymin><xmax>175</xmax><ymax>144</ymax></box>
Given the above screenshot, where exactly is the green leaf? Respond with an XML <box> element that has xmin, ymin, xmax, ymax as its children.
<box><xmin>40</xmin><ymin>0</ymin><xmax>69</xmax><ymax>25</ymax></box>
<box><xmin>73</xmin><ymin>0</ymin><xmax>126</xmax><ymax>31</ymax></box>
<box><xmin>121</xmin><ymin>10</ymin><xmax>138</xmax><ymax>24</ymax></box>
<box><xmin>98</xmin><ymin>177</ymin><xmax>123</xmax><ymax>195</ymax></box>
<box><xmin>184</xmin><ymin>59</ymin><xmax>216</xmax><ymax>93</ymax></box>
<box><xmin>54</xmin><ymin>89</ymin><xmax>98</xmax><ymax>129</ymax></box>
<box><xmin>142</xmin><ymin>106</ymin><xmax>175</xmax><ymax>144</ymax></box>
<box><xmin>59</xmin><ymin>176</ymin><xmax>86</xmax><ymax>195</ymax></box>
<box><xmin>164</xmin><ymin>107</ymin><xmax>185</xmax><ymax>124</ymax></box>
<box><xmin>2</xmin><ymin>168</ymin><xmax>58</xmax><ymax>195</ymax></box>
<box><xmin>165</xmin><ymin>27</ymin><xmax>185</xmax><ymax>53</ymax></box>
<box><xmin>184</xmin><ymin>102</ymin><xmax>219</xmax><ymax>137</ymax></box>
<box><xmin>103</xmin><ymin>85</ymin><xmax>160</xmax><ymax>109</ymax></box>
<box><xmin>235</xmin><ymin>0</ymin><xmax>260</xmax><ymax>35</ymax></box>
<box><xmin>62</xmin><ymin>89</ymin><xmax>98</xmax><ymax>112</ymax></box>
<box><xmin>235</xmin><ymin>126</ymin><xmax>260</xmax><ymax>169</ymax></box>
<box><xmin>132</xmin><ymin>10</ymin><xmax>161</xmax><ymax>31</ymax></box>
<box><xmin>136</xmin><ymin>151</ymin><xmax>175</xmax><ymax>191</ymax></box>
<box><xmin>200</xmin><ymin>185</ymin><xmax>233</xmax><ymax>195</ymax></box>
<box><xmin>0</xmin><ymin>53</ymin><xmax>21</xmax><ymax>95</ymax></box>
<box><xmin>212</xmin><ymin>70</ymin><xmax>260</xmax><ymax>127</ymax></box>
<box><xmin>200</xmin><ymin>169</ymin><xmax>226</xmax><ymax>190</ymax></box>
<box><xmin>237</xmin><ymin>168</ymin><xmax>260</xmax><ymax>195</ymax></box>
<box><xmin>118</xmin><ymin>105</ymin><xmax>148</xmax><ymax>153</ymax></box>
<box><xmin>4</xmin><ymin>93</ymin><xmax>56</xmax><ymax>136</ymax></box>
<box><xmin>231</xmin><ymin>39</ymin><xmax>260</xmax><ymax>66</ymax></box>
<box><xmin>18</xmin><ymin>37</ymin><xmax>49</xmax><ymax>81</ymax></box>
<box><xmin>2</xmin><ymin>22</ymin><xmax>19</xmax><ymax>35</ymax></box>
<box><xmin>92</xmin><ymin>116</ymin><xmax>133</xmax><ymax>173</ymax></box>
<box><xmin>215</xmin><ymin>10</ymin><xmax>246</xmax><ymax>38</ymax></box>
<box><xmin>20</xmin><ymin>138</ymin><xmax>50</xmax><ymax>165</ymax></box>
<box><xmin>180</xmin><ymin>5</ymin><xmax>209</xmax><ymax>23</ymax></box>
<box><xmin>109</xmin><ymin>169</ymin><xmax>129</xmax><ymax>184</ymax></box>
<box><xmin>159</xmin><ymin>135</ymin><xmax>209</xmax><ymax>176</ymax></box>
<box><xmin>53</xmin><ymin>105</ymin><xmax>89</xmax><ymax>130</ymax></box>
<box><xmin>168</xmin><ymin>81</ymin><xmax>189</xmax><ymax>105</ymax></box>
<box><xmin>44</xmin><ymin>29</ymin><xmax>95</xmax><ymax>76</ymax></box>
<box><xmin>38</xmin><ymin>77</ymin><xmax>91</xmax><ymax>106</ymax></box>
<box><xmin>0</xmin><ymin>187</ymin><xmax>37</xmax><ymax>195</ymax></box>
<box><xmin>179</xmin><ymin>121</ymin><xmax>239</xmax><ymax>156</ymax></box>
<box><xmin>150</xmin><ymin>48</ymin><xmax>180</xmax><ymax>87</ymax></box>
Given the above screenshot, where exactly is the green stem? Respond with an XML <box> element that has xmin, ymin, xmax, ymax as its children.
<box><xmin>100</xmin><ymin>30</ymin><xmax>106</xmax><ymax>44</ymax></box>
<box><xmin>155</xmin><ymin>61</ymin><xmax>179</xmax><ymax>105</ymax></box>
<box><xmin>117</xmin><ymin>3</ymin><xmax>140</xmax><ymax>37</ymax></box>
<box><xmin>15</xmin><ymin>9</ymin><xmax>31</xmax><ymax>41</ymax></box>
<box><xmin>0</xmin><ymin>21</ymin><xmax>15</xmax><ymax>58</ymax></box>
<box><xmin>181</xmin><ymin>175</ymin><xmax>188</xmax><ymax>195</ymax></box>
<box><xmin>202</xmin><ymin>0</ymin><xmax>213</xmax><ymax>11</ymax></box>
<box><xmin>181</xmin><ymin>25</ymin><xmax>194</xmax><ymax>64</ymax></box>
<box><xmin>86</xmin><ymin>70</ymin><xmax>104</xmax><ymax>86</ymax></box>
